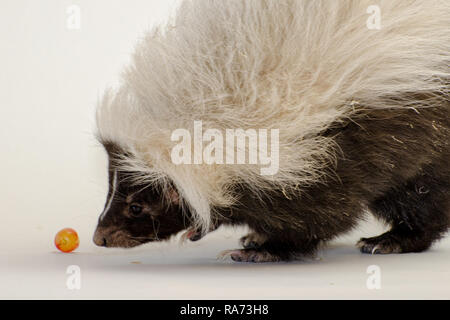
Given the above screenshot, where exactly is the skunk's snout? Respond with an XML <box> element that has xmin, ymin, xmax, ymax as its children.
<box><xmin>93</xmin><ymin>225</ymin><xmax>146</xmax><ymax>248</ymax></box>
<box><xmin>93</xmin><ymin>228</ymin><xmax>108</xmax><ymax>247</ymax></box>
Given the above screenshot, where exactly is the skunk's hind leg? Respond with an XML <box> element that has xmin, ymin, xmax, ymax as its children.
<box><xmin>359</xmin><ymin>166</ymin><xmax>450</xmax><ymax>254</ymax></box>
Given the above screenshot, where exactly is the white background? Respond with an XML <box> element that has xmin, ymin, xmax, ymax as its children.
<box><xmin>0</xmin><ymin>0</ymin><xmax>449</xmax><ymax>299</ymax></box>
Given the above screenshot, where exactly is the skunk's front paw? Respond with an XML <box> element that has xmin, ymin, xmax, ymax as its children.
<box><xmin>181</xmin><ymin>228</ymin><xmax>204</xmax><ymax>242</ymax></box>
<box><xmin>239</xmin><ymin>232</ymin><xmax>267</xmax><ymax>249</ymax></box>
<box><xmin>218</xmin><ymin>249</ymin><xmax>282</xmax><ymax>263</ymax></box>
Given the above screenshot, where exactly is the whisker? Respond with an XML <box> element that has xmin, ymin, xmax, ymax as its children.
<box><xmin>152</xmin><ymin>219</ymin><xmax>160</xmax><ymax>241</ymax></box>
<box><xmin>129</xmin><ymin>235</ymin><xmax>155</xmax><ymax>241</ymax></box>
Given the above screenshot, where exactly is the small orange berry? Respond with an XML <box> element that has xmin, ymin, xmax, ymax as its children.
<box><xmin>55</xmin><ymin>228</ymin><xmax>79</xmax><ymax>253</ymax></box>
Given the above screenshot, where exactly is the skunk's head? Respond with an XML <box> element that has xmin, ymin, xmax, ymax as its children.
<box><xmin>93</xmin><ymin>142</ymin><xmax>191</xmax><ymax>248</ymax></box>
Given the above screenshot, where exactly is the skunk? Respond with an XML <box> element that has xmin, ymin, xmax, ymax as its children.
<box><xmin>93</xmin><ymin>0</ymin><xmax>450</xmax><ymax>262</ymax></box>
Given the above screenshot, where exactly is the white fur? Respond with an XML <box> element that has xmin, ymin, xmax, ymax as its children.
<box><xmin>100</xmin><ymin>169</ymin><xmax>117</xmax><ymax>221</ymax></box>
<box><xmin>96</xmin><ymin>0</ymin><xmax>450</xmax><ymax>232</ymax></box>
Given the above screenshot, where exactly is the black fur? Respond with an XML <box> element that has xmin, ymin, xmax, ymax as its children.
<box><xmin>209</xmin><ymin>100</ymin><xmax>450</xmax><ymax>261</ymax></box>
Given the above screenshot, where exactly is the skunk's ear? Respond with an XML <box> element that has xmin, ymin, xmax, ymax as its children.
<box><xmin>166</xmin><ymin>187</ymin><xmax>180</xmax><ymax>205</ymax></box>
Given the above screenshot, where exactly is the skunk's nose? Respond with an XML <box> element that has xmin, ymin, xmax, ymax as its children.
<box><xmin>93</xmin><ymin>229</ymin><xmax>108</xmax><ymax>247</ymax></box>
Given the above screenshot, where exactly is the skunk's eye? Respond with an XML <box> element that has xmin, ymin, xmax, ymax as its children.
<box><xmin>129</xmin><ymin>205</ymin><xmax>143</xmax><ymax>217</ymax></box>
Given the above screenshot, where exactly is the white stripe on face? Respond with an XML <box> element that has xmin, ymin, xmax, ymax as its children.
<box><xmin>100</xmin><ymin>169</ymin><xmax>118</xmax><ymax>221</ymax></box>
